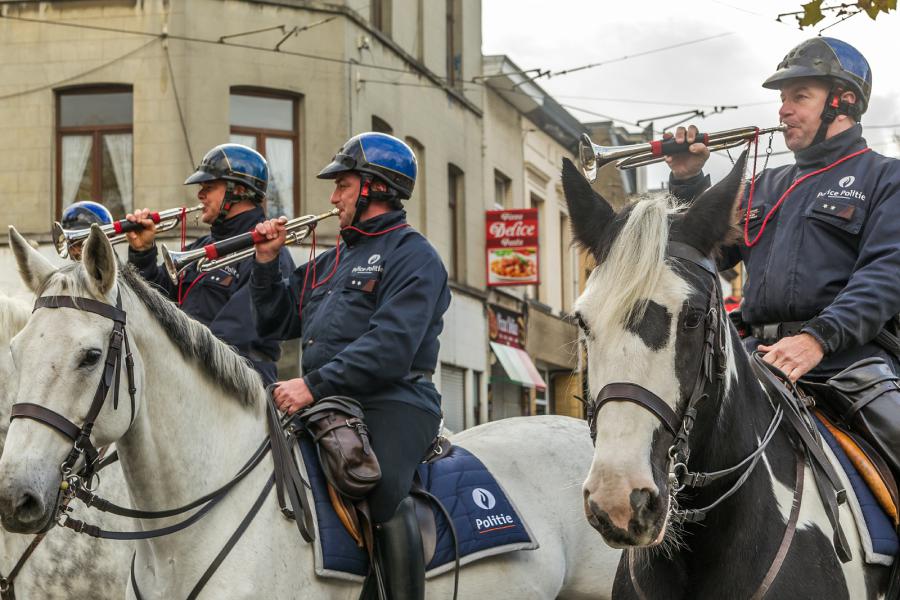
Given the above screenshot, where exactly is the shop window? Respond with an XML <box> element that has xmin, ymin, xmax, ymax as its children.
<box><xmin>229</xmin><ymin>89</ymin><xmax>299</xmax><ymax>219</ymax></box>
<box><xmin>57</xmin><ymin>86</ymin><xmax>133</xmax><ymax>218</ymax></box>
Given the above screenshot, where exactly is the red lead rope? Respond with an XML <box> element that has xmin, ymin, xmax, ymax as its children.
<box><xmin>743</xmin><ymin>144</ymin><xmax>871</xmax><ymax>248</ymax></box>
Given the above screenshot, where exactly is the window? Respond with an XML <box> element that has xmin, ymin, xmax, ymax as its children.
<box><xmin>445</xmin><ymin>0</ymin><xmax>463</xmax><ymax>87</ymax></box>
<box><xmin>229</xmin><ymin>89</ymin><xmax>299</xmax><ymax>219</ymax></box>
<box><xmin>494</xmin><ymin>169</ymin><xmax>511</xmax><ymax>209</ymax></box>
<box><xmin>441</xmin><ymin>364</ymin><xmax>466</xmax><ymax>432</ymax></box>
<box><xmin>405</xmin><ymin>137</ymin><xmax>426</xmax><ymax>232</ymax></box>
<box><xmin>56</xmin><ymin>86</ymin><xmax>133</xmax><ymax>218</ymax></box>
<box><xmin>371</xmin><ymin>0</ymin><xmax>392</xmax><ymax>36</ymax></box>
<box><xmin>371</xmin><ymin>115</ymin><xmax>393</xmax><ymax>135</ymax></box>
<box><xmin>448</xmin><ymin>164</ymin><xmax>465</xmax><ymax>281</ymax></box>
<box><xmin>529</xmin><ymin>193</ymin><xmax>545</xmax><ymax>302</ymax></box>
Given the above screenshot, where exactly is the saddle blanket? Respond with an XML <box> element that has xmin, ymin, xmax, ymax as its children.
<box><xmin>296</xmin><ymin>436</ymin><xmax>538</xmax><ymax>581</ymax></box>
<box><xmin>814</xmin><ymin>418</ymin><xmax>898</xmax><ymax>565</ymax></box>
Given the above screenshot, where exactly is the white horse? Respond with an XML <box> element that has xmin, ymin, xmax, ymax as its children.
<box><xmin>0</xmin><ymin>292</ymin><xmax>131</xmax><ymax>598</ymax></box>
<box><xmin>0</xmin><ymin>225</ymin><xmax>619</xmax><ymax>599</ymax></box>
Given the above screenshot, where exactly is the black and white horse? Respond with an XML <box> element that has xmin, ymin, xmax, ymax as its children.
<box><xmin>562</xmin><ymin>154</ymin><xmax>892</xmax><ymax>599</ymax></box>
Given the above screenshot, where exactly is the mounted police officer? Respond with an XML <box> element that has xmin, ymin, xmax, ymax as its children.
<box><xmin>124</xmin><ymin>144</ymin><xmax>295</xmax><ymax>385</ymax></box>
<box><xmin>61</xmin><ymin>200</ymin><xmax>113</xmax><ymax>261</ymax></box>
<box><xmin>251</xmin><ymin>132</ymin><xmax>450</xmax><ymax>600</ymax></box>
<box><xmin>668</xmin><ymin>37</ymin><xmax>900</xmax><ymax>382</ymax></box>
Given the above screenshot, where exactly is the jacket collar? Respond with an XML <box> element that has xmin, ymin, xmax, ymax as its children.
<box><xmin>340</xmin><ymin>210</ymin><xmax>407</xmax><ymax>247</ymax></box>
<box><xmin>794</xmin><ymin>124</ymin><xmax>867</xmax><ymax>170</ymax></box>
<box><xmin>210</xmin><ymin>205</ymin><xmax>266</xmax><ymax>241</ymax></box>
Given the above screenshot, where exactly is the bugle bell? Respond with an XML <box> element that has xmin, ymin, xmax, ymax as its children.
<box><xmin>53</xmin><ymin>205</ymin><xmax>203</xmax><ymax>259</ymax></box>
<box><xmin>161</xmin><ymin>208</ymin><xmax>341</xmax><ymax>284</ymax></box>
<box><xmin>578</xmin><ymin>125</ymin><xmax>787</xmax><ymax>182</ymax></box>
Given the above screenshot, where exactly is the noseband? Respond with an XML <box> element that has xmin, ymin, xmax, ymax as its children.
<box><xmin>10</xmin><ymin>295</ymin><xmax>136</xmax><ymax>489</ymax></box>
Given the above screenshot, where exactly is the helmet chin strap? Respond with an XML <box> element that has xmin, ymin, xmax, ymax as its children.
<box><xmin>351</xmin><ymin>176</ymin><xmax>372</xmax><ymax>227</ymax></box>
<box><xmin>214</xmin><ymin>181</ymin><xmax>247</xmax><ymax>226</ymax></box>
<box><xmin>811</xmin><ymin>84</ymin><xmax>858</xmax><ymax>147</ymax></box>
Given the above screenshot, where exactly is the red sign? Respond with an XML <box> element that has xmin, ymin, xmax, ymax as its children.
<box><xmin>487</xmin><ymin>305</ymin><xmax>525</xmax><ymax>348</ymax></box>
<box><xmin>486</xmin><ymin>209</ymin><xmax>539</xmax><ymax>287</ymax></box>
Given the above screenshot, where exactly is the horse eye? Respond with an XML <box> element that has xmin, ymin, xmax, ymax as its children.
<box><xmin>683</xmin><ymin>309</ymin><xmax>705</xmax><ymax>329</ymax></box>
<box><xmin>79</xmin><ymin>349</ymin><xmax>103</xmax><ymax>368</ymax></box>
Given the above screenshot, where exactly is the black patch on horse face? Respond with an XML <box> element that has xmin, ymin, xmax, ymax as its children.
<box><xmin>625</xmin><ymin>301</ymin><xmax>672</xmax><ymax>351</ymax></box>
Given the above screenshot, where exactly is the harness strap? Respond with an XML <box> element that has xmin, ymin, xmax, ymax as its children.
<box><xmin>186</xmin><ymin>473</ymin><xmax>276</xmax><ymax>600</ymax></box>
<box><xmin>74</xmin><ymin>439</ymin><xmax>270</xmax><ymax>520</ymax></box>
<box><xmin>750</xmin><ymin>353</ymin><xmax>852</xmax><ymax>562</ymax></box>
<box><xmin>265</xmin><ymin>387</ymin><xmax>314</xmax><ymax>542</ymax></box>
<box><xmin>9</xmin><ymin>404</ymin><xmax>80</xmax><ymax>441</ymax></box>
<box><xmin>0</xmin><ymin>534</ymin><xmax>44</xmax><ymax>600</ymax></box>
<box><xmin>594</xmin><ymin>383</ymin><xmax>679</xmax><ymax>437</ymax></box>
<box><xmin>750</xmin><ymin>447</ymin><xmax>805</xmax><ymax>600</ymax></box>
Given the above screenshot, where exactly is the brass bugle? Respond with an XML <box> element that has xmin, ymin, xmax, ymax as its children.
<box><xmin>53</xmin><ymin>205</ymin><xmax>203</xmax><ymax>259</ymax></box>
<box><xmin>161</xmin><ymin>207</ymin><xmax>341</xmax><ymax>284</ymax></box>
<box><xmin>578</xmin><ymin>125</ymin><xmax>788</xmax><ymax>182</ymax></box>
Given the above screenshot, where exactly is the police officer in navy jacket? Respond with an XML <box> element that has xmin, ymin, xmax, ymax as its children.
<box><xmin>125</xmin><ymin>144</ymin><xmax>295</xmax><ymax>384</ymax></box>
<box><xmin>667</xmin><ymin>38</ymin><xmax>900</xmax><ymax>383</ymax></box>
<box><xmin>251</xmin><ymin>132</ymin><xmax>450</xmax><ymax>599</ymax></box>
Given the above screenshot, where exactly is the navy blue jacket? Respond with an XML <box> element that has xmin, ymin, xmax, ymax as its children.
<box><xmin>249</xmin><ymin>210</ymin><xmax>450</xmax><ymax>416</ymax></box>
<box><xmin>671</xmin><ymin>125</ymin><xmax>900</xmax><ymax>377</ymax></box>
<box><xmin>128</xmin><ymin>206</ymin><xmax>295</xmax><ymax>384</ymax></box>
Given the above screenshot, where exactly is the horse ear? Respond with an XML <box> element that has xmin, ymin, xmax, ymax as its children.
<box><xmin>81</xmin><ymin>224</ymin><xmax>118</xmax><ymax>297</ymax></box>
<box><xmin>680</xmin><ymin>150</ymin><xmax>748</xmax><ymax>255</ymax></box>
<box><xmin>8</xmin><ymin>226</ymin><xmax>56</xmax><ymax>292</ymax></box>
<box><xmin>561</xmin><ymin>158</ymin><xmax>615</xmax><ymax>257</ymax></box>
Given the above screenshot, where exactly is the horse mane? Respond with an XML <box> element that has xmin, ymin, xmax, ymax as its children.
<box><xmin>586</xmin><ymin>194</ymin><xmax>686</xmax><ymax>332</ymax></box>
<box><xmin>37</xmin><ymin>261</ymin><xmax>263</xmax><ymax>407</ymax></box>
<box><xmin>0</xmin><ymin>294</ymin><xmax>30</xmax><ymax>344</ymax></box>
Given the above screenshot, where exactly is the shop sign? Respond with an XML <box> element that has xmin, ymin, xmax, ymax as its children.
<box><xmin>486</xmin><ymin>209</ymin><xmax>539</xmax><ymax>287</ymax></box>
<box><xmin>488</xmin><ymin>304</ymin><xmax>525</xmax><ymax>349</ymax></box>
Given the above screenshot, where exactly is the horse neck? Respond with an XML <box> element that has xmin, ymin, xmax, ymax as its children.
<box><xmin>115</xmin><ymin>294</ymin><xmax>267</xmax><ymax>511</ymax></box>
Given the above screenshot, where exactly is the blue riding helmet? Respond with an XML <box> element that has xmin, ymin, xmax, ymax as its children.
<box><xmin>317</xmin><ymin>133</ymin><xmax>417</xmax><ymax>199</ymax></box>
<box><xmin>61</xmin><ymin>201</ymin><xmax>113</xmax><ymax>230</ymax></box>
<box><xmin>762</xmin><ymin>37</ymin><xmax>872</xmax><ymax>115</ymax></box>
<box><xmin>184</xmin><ymin>144</ymin><xmax>268</xmax><ymax>201</ymax></box>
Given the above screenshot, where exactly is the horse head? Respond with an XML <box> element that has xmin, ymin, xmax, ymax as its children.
<box><xmin>0</xmin><ymin>226</ymin><xmax>144</xmax><ymax>533</ymax></box>
<box><xmin>563</xmin><ymin>154</ymin><xmax>746</xmax><ymax>548</ymax></box>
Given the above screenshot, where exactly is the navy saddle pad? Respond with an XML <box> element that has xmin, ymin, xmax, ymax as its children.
<box><xmin>296</xmin><ymin>436</ymin><xmax>538</xmax><ymax>581</ymax></box>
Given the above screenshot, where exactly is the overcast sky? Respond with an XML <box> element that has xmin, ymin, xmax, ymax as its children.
<box><xmin>482</xmin><ymin>0</ymin><xmax>900</xmax><ymax>188</ymax></box>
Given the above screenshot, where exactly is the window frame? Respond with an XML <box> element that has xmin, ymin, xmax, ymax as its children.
<box><xmin>229</xmin><ymin>87</ymin><xmax>301</xmax><ymax>218</ymax></box>
<box><xmin>55</xmin><ymin>84</ymin><xmax>133</xmax><ymax>219</ymax></box>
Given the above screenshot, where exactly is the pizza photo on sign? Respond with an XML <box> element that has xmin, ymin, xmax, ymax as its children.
<box><xmin>489</xmin><ymin>248</ymin><xmax>537</xmax><ymax>281</ymax></box>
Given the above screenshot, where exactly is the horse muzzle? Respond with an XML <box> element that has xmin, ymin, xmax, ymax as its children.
<box><xmin>0</xmin><ymin>478</ymin><xmax>58</xmax><ymax>534</ymax></box>
<box><xmin>583</xmin><ymin>486</ymin><xmax>668</xmax><ymax>548</ymax></box>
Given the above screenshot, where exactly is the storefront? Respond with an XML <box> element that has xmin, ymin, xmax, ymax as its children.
<box><xmin>487</xmin><ymin>303</ymin><xmax>545</xmax><ymax>419</ymax></box>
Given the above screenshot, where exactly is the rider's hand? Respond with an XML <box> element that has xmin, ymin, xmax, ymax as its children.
<box><xmin>273</xmin><ymin>378</ymin><xmax>315</xmax><ymax>415</ymax></box>
<box><xmin>254</xmin><ymin>217</ymin><xmax>288</xmax><ymax>264</ymax></box>
<box><xmin>664</xmin><ymin>125</ymin><xmax>711</xmax><ymax>180</ymax></box>
<box><xmin>125</xmin><ymin>208</ymin><xmax>158</xmax><ymax>252</ymax></box>
<box><xmin>758</xmin><ymin>333</ymin><xmax>825</xmax><ymax>383</ymax></box>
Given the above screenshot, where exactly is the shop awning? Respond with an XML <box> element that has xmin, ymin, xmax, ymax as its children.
<box><xmin>490</xmin><ymin>342</ymin><xmax>547</xmax><ymax>390</ymax></box>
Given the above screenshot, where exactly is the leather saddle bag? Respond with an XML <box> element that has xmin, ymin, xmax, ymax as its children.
<box><xmin>826</xmin><ymin>357</ymin><xmax>900</xmax><ymax>478</ymax></box>
<box><xmin>300</xmin><ymin>396</ymin><xmax>381</xmax><ymax>500</ymax></box>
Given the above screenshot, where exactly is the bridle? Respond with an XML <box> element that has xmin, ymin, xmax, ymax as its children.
<box><xmin>585</xmin><ymin>241</ymin><xmax>784</xmax><ymax>525</ymax></box>
<box><xmin>10</xmin><ymin>294</ymin><xmax>137</xmax><ymax>524</ymax></box>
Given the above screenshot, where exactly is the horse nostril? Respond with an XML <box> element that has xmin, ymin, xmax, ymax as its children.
<box><xmin>15</xmin><ymin>491</ymin><xmax>45</xmax><ymax>522</ymax></box>
<box><xmin>630</xmin><ymin>487</ymin><xmax>658</xmax><ymax>521</ymax></box>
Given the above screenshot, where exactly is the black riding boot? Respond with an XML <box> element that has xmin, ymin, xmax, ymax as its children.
<box><xmin>373</xmin><ymin>497</ymin><xmax>425</xmax><ymax>600</ymax></box>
